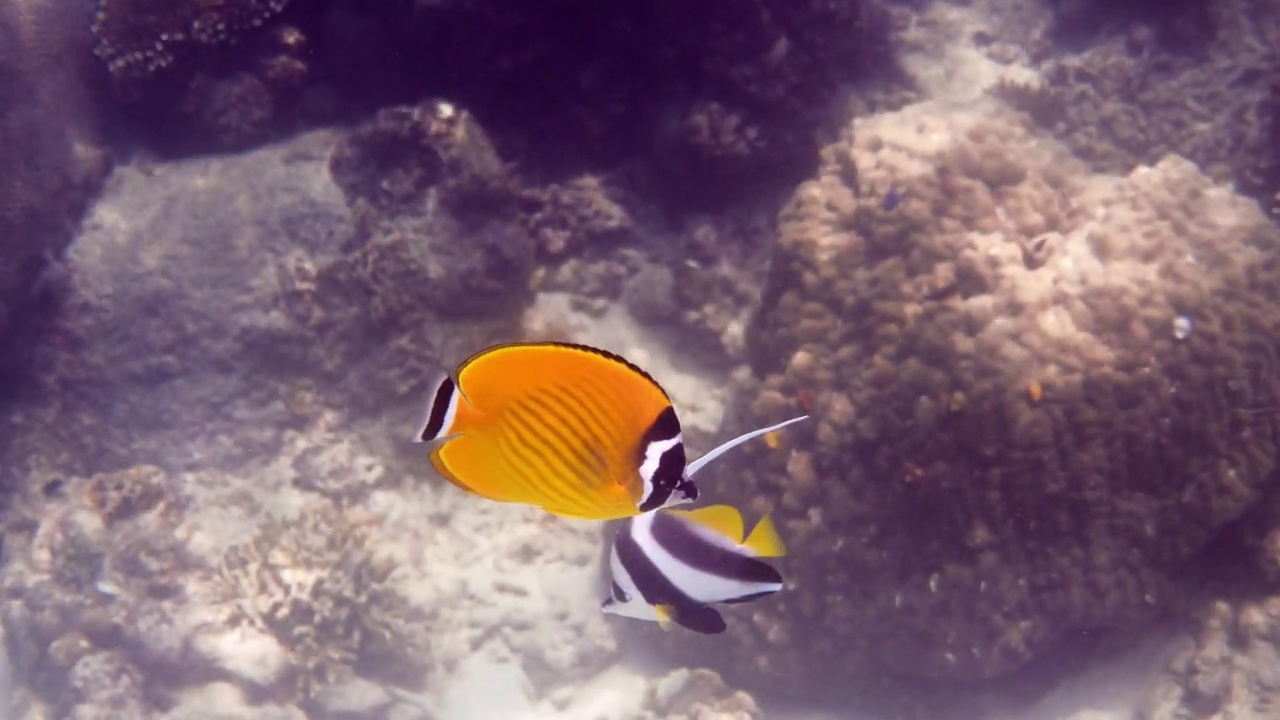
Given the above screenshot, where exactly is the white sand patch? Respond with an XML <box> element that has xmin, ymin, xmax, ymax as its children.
<box><xmin>899</xmin><ymin>0</ymin><xmax>1041</xmax><ymax>103</ymax></box>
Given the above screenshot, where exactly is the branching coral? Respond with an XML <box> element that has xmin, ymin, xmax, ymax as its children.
<box><xmin>91</xmin><ymin>0</ymin><xmax>291</xmax><ymax>79</ymax></box>
<box><xmin>215</xmin><ymin>504</ymin><xmax>431</xmax><ymax>702</ymax></box>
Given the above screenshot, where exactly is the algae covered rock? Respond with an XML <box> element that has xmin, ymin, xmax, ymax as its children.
<box><xmin>328</xmin><ymin>99</ymin><xmax>535</xmax><ymax>321</ymax></box>
<box><xmin>2</xmin><ymin>126</ymin><xmax>525</xmax><ymax>481</ymax></box>
<box><xmin>666</xmin><ymin>99</ymin><xmax>1280</xmax><ymax>715</ymax></box>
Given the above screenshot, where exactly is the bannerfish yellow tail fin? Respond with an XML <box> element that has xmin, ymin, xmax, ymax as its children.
<box><xmin>655</xmin><ymin>604</ymin><xmax>676</xmax><ymax>630</ymax></box>
<box><xmin>686</xmin><ymin>415</ymin><xmax>809</xmax><ymax>478</ymax></box>
<box><xmin>743</xmin><ymin>514</ymin><xmax>786</xmax><ymax>558</ymax></box>
<box><xmin>666</xmin><ymin>504</ymin><xmax>745</xmax><ymax>544</ymax></box>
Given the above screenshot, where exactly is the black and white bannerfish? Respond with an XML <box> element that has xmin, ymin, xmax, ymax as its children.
<box><xmin>602</xmin><ymin>504</ymin><xmax>787</xmax><ymax>634</ymax></box>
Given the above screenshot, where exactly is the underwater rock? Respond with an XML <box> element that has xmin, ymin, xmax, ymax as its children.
<box><xmin>643</xmin><ymin>668</ymin><xmax>762</xmax><ymax>720</ymax></box>
<box><xmin>329</xmin><ymin>100</ymin><xmax>507</xmax><ymax>217</ymax></box>
<box><xmin>0</xmin><ymin>0</ymin><xmax>110</xmax><ymax>391</ymax></box>
<box><xmin>658</xmin><ymin>98</ymin><xmax>1280</xmax><ymax>718</ymax></box>
<box><xmin>0</xmin><ymin>128</ymin><xmax>520</xmax><ymax>481</ymax></box>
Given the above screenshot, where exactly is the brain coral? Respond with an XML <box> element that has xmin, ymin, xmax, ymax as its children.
<box><xmin>662</xmin><ymin>99</ymin><xmax>1280</xmax><ymax>716</ymax></box>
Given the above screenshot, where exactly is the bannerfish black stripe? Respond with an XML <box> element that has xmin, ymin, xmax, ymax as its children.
<box><xmin>636</xmin><ymin>406</ymin><xmax>688</xmax><ymax>512</ymax></box>
<box><xmin>610</xmin><ymin>580</ymin><xmax>629</xmax><ymax>603</ymax></box>
<box><xmin>419</xmin><ymin>376</ymin><xmax>458</xmax><ymax>442</ymax></box>
<box><xmin>614</xmin><ymin>518</ymin><xmax>700</xmax><ymax>609</ymax></box>
<box><xmin>648</xmin><ymin>511</ymin><xmax>783</xmax><ymax>586</ymax></box>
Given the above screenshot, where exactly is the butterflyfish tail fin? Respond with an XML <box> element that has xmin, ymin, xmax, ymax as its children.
<box><xmin>743</xmin><ymin>514</ymin><xmax>787</xmax><ymax>558</ymax></box>
<box><xmin>415</xmin><ymin>374</ymin><xmax>474</xmax><ymax>443</ymax></box>
<box><xmin>665</xmin><ymin>504</ymin><xmax>746</xmax><ymax>543</ymax></box>
<box><xmin>686</xmin><ymin>415</ymin><xmax>810</xmax><ymax>478</ymax></box>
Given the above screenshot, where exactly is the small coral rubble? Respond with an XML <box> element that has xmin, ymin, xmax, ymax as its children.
<box><xmin>1</xmin><ymin>464</ymin><xmax>195</xmax><ymax>717</ymax></box>
<box><xmin>1141</xmin><ymin>599</ymin><xmax>1280</xmax><ymax>720</ymax></box>
<box><xmin>1</xmin><ymin>462</ymin><xmax>434</xmax><ymax>717</ymax></box>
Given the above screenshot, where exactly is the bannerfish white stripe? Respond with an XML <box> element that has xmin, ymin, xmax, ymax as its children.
<box><xmin>602</xmin><ymin>504</ymin><xmax>785</xmax><ymax>634</ymax></box>
<box><xmin>631</xmin><ymin>512</ymin><xmax>781</xmax><ymax>604</ymax></box>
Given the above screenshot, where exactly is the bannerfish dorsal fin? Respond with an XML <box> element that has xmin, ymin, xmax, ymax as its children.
<box><xmin>743</xmin><ymin>514</ymin><xmax>786</xmax><ymax>558</ymax></box>
<box><xmin>666</xmin><ymin>504</ymin><xmax>745</xmax><ymax>543</ymax></box>
<box><xmin>686</xmin><ymin>415</ymin><xmax>809</xmax><ymax>478</ymax></box>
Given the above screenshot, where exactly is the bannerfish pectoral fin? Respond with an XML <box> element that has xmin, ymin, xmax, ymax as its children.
<box><xmin>686</xmin><ymin>415</ymin><xmax>809</xmax><ymax>478</ymax></box>
<box><xmin>664</xmin><ymin>504</ymin><xmax>745</xmax><ymax>544</ymax></box>
<box><xmin>670</xmin><ymin>604</ymin><xmax>727</xmax><ymax>635</ymax></box>
<box><xmin>742</xmin><ymin>514</ymin><xmax>786</xmax><ymax>558</ymax></box>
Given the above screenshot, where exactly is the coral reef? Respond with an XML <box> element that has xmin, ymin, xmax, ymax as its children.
<box><xmin>92</xmin><ymin>0</ymin><xmax>291</xmax><ymax>79</ymax></box>
<box><xmin>0</xmin><ymin>458</ymin><xmax>433</xmax><ymax>717</ymax></box>
<box><xmin>325</xmin><ymin>100</ymin><xmax>534</xmax><ymax>324</ymax></box>
<box><xmin>0</xmin><ymin>464</ymin><xmax>196</xmax><ymax>717</ymax></box>
<box><xmin>91</xmin><ymin>0</ymin><xmax>902</xmax><ymax>211</ymax></box>
<box><xmin>652</xmin><ymin>98</ymin><xmax>1280</xmax><ymax>718</ymax></box>
<box><xmin>996</xmin><ymin>0</ymin><xmax>1280</xmax><ymax>218</ymax></box>
<box><xmin>212</xmin><ymin>504</ymin><xmax>432</xmax><ymax>703</ymax></box>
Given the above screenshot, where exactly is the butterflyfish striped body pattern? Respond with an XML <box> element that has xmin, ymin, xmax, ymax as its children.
<box><xmin>415</xmin><ymin>342</ymin><xmax>697</xmax><ymax>520</ymax></box>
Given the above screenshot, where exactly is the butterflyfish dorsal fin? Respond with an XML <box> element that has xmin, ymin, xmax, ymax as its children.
<box><xmin>655</xmin><ymin>604</ymin><xmax>676</xmax><ymax>630</ymax></box>
<box><xmin>743</xmin><ymin>514</ymin><xmax>786</xmax><ymax>558</ymax></box>
<box><xmin>667</xmin><ymin>504</ymin><xmax>745</xmax><ymax>543</ymax></box>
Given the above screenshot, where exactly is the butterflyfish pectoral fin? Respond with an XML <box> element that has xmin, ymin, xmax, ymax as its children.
<box><xmin>743</xmin><ymin>514</ymin><xmax>787</xmax><ymax>558</ymax></box>
<box><xmin>686</xmin><ymin>415</ymin><xmax>810</xmax><ymax>478</ymax></box>
<box><xmin>664</xmin><ymin>505</ymin><xmax>745</xmax><ymax>544</ymax></box>
<box><xmin>655</xmin><ymin>604</ymin><xmax>676</xmax><ymax>630</ymax></box>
